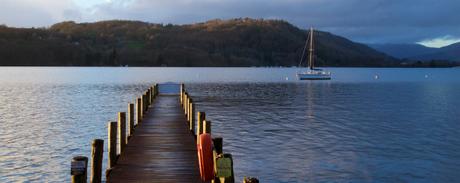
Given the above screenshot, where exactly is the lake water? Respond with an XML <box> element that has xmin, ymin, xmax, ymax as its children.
<box><xmin>0</xmin><ymin>67</ymin><xmax>459</xmax><ymax>182</ymax></box>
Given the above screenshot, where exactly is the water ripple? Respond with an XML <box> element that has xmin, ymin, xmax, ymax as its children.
<box><xmin>188</xmin><ymin>82</ymin><xmax>460</xmax><ymax>182</ymax></box>
<box><xmin>1</xmin><ymin>68</ymin><xmax>460</xmax><ymax>182</ymax></box>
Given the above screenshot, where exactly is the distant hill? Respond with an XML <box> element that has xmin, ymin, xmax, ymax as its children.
<box><xmin>369</xmin><ymin>42</ymin><xmax>460</xmax><ymax>62</ymax></box>
<box><xmin>410</xmin><ymin>42</ymin><xmax>460</xmax><ymax>62</ymax></box>
<box><xmin>0</xmin><ymin>18</ymin><xmax>398</xmax><ymax>66</ymax></box>
<box><xmin>368</xmin><ymin>43</ymin><xmax>438</xmax><ymax>59</ymax></box>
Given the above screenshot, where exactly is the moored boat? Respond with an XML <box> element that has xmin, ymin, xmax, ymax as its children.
<box><xmin>297</xmin><ymin>28</ymin><xmax>331</xmax><ymax>80</ymax></box>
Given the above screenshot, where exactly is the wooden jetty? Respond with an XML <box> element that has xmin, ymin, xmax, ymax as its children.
<box><xmin>107</xmin><ymin>95</ymin><xmax>201</xmax><ymax>182</ymax></box>
<box><xmin>70</xmin><ymin>83</ymin><xmax>254</xmax><ymax>183</ymax></box>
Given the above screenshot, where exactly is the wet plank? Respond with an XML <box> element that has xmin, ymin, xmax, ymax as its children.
<box><xmin>107</xmin><ymin>95</ymin><xmax>202</xmax><ymax>183</ymax></box>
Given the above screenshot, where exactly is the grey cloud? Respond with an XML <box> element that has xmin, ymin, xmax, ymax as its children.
<box><xmin>63</xmin><ymin>9</ymin><xmax>82</xmax><ymax>21</ymax></box>
<box><xmin>0</xmin><ymin>1</ymin><xmax>55</xmax><ymax>27</ymax></box>
<box><xmin>1</xmin><ymin>0</ymin><xmax>459</xmax><ymax>43</ymax></box>
<box><xmin>85</xmin><ymin>0</ymin><xmax>460</xmax><ymax>43</ymax></box>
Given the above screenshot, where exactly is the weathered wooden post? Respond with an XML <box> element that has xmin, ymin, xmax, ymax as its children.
<box><xmin>128</xmin><ymin>103</ymin><xmax>134</xmax><ymax>137</ymax></box>
<box><xmin>71</xmin><ymin>156</ymin><xmax>88</xmax><ymax>183</ymax></box>
<box><xmin>196</xmin><ymin>112</ymin><xmax>205</xmax><ymax>143</ymax></box>
<box><xmin>154</xmin><ymin>83</ymin><xmax>159</xmax><ymax>97</ymax></box>
<box><xmin>141</xmin><ymin>93</ymin><xmax>147</xmax><ymax>113</ymax></box>
<box><xmin>107</xmin><ymin>121</ymin><xmax>117</xmax><ymax>170</ymax></box>
<box><xmin>150</xmin><ymin>85</ymin><xmax>153</xmax><ymax>97</ymax></box>
<box><xmin>212</xmin><ymin>137</ymin><xmax>223</xmax><ymax>183</ymax></box>
<box><xmin>187</xmin><ymin>93</ymin><xmax>190</xmax><ymax>114</ymax></box>
<box><xmin>142</xmin><ymin>93</ymin><xmax>146</xmax><ymax>112</ymax></box>
<box><xmin>136</xmin><ymin>98</ymin><xmax>142</xmax><ymax>125</ymax></box>
<box><xmin>213</xmin><ymin>137</ymin><xmax>223</xmax><ymax>155</ymax></box>
<box><xmin>187</xmin><ymin>98</ymin><xmax>192</xmax><ymax>123</ymax></box>
<box><xmin>144</xmin><ymin>92</ymin><xmax>148</xmax><ymax>111</ymax></box>
<box><xmin>204</xmin><ymin>120</ymin><xmax>211</xmax><ymax>134</ymax></box>
<box><xmin>146</xmin><ymin>88</ymin><xmax>150</xmax><ymax>105</ymax></box>
<box><xmin>90</xmin><ymin>139</ymin><xmax>104</xmax><ymax>183</ymax></box>
<box><xmin>187</xmin><ymin>97</ymin><xmax>193</xmax><ymax>122</ymax></box>
<box><xmin>197</xmin><ymin>112</ymin><xmax>206</xmax><ymax>134</ymax></box>
<box><xmin>146</xmin><ymin>91</ymin><xmax>148</xmax><ymax>106</ymax></box>
<box><xmin>181</xmin><ymin>89</ymin><xmax>184</xmax><ymax>107</ymax></box>
<box><xmin>139</xmin><ymin>96</ymin><xmax>144</xmax><ymax>122</ymax></box>
<box><xmin>184</xmin><ymin>93</ymin><xmax>189</xmax><ymax>116</ymax></box>
<box><xmin>185</xmin><ymin>92</ymin><xmax>191</xmax><ymax>114</ymax></box>
<box><xmin>180</xmin><ymin>83</ymin><xmax>184</xmax><ymax>105</ymax></box>
<box><xmin>182</xmin><ymin>91</ymin><xmax>185</xmax><ymax>109</ymax></box>
<box><xmin>118</xmin><ymin>112</ymin><xmax>126</xmax><ymax>154</ymax></box>
<box><xmin>149</xmin><ymin>88</ymin><xmax>152</xmax><ymax>105</ymax></box>
<box><xmin>150</xmin><ymin>86</ymin><xmax>154</xmax><ymax>104</ymax></box>
<box><xmin>189</xmin><ymin>102</ymin><xmax>195</xmax><ymax>132</ymax></box>
<box><xmin>146</xmin><ymin>89</ymin><xmax>150</xmax><ymax>107</ymax></box>
<box><xmin>184</xmin><ymin>93</ymin><xmax>188</xmax><ymax>114</ymax></box>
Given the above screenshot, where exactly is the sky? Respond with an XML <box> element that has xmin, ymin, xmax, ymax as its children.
<box><xmin>0</xmin><ymin>0</ymin><xmax>459</xmax><ymax>48</ymax></box>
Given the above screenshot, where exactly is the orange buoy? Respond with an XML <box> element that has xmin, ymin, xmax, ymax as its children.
<box><xmin>198</xmin><ymin>133</ymin><xmax>214</xmax><ymax>181</ymax></box>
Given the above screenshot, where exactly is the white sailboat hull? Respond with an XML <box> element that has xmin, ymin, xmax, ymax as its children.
<box><xmin>297</xmin><ymin>70</ymin><xmax>331</xmax><ymax>80</ymax></box>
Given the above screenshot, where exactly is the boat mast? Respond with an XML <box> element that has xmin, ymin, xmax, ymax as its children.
<box><xmin>308</xmin><ymin>27</ymin><xmax>314</xmax><ymax>70</ymax></box>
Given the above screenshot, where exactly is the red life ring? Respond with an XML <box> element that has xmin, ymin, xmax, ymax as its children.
<box><xmin>197</xmin><ymin>133</ymin><xmax>214</xmax><ymax>181</ymax></box>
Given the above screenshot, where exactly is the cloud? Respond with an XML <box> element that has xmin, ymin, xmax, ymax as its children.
<box><xmin>0</xmin><ymin>0</ymin><xmax>81</xmax><ymax>27</ymax></box>
<box><xmin>418</xmin><ymin>35</ymin><xmax>460</xmax><ymax>48</ymax></box>
<box><xmin>0</xmin><ymin>0</ymin><xmax>459</xmax><ymax>44</ymax></box>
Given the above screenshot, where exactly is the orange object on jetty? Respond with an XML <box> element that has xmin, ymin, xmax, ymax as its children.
<box><xmin>198</xmin><ymin>133</ymin><xmax>214</xmax><ymax>181</ymax></box>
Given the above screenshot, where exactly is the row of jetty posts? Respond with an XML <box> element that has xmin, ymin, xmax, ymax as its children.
<box><xmin>70</xmin><ymin>83</ymin><xmax>258</xmax><ymax>183</ymax></box>
<box><xmin>70</xmin><ymin>84</ymin><xmax>158</xmax><ymax>183</ymax></box>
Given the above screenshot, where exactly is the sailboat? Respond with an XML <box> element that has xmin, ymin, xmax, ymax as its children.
<box><xmin>297</xmin><ymin>28</ymin><xmax>331</xmax><ymax>80</ymax></box>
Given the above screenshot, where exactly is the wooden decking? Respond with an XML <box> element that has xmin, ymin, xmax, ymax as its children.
<box><xmin>107</xmin><ymin>95</ymin><xmax>203</xmax><ymax>182</ymax></box>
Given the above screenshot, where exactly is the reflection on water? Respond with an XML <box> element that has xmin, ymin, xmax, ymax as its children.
<box><xmin>188</xmin><ymin>82</ymin><xmax>460</xmax><ymax>182</ymax></box>
<box><xmin>0</xmin><ymin>83</ymin><xmax>147</xmax><ymax>182</ymax></box>
<box><xmin>0</xmin><ymin>67</ymin><xmax>460</xmax><ymax>182</ymax></box>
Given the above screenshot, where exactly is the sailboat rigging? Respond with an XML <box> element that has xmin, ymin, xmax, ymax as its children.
<box><xmin>297</xmin><ymin>28</ymin><xmax>331</xmax><ymax>80</ymax></box>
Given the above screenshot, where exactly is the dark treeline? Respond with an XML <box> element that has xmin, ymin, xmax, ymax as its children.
<box><xmin>0</xmin><ymin>18</ymin><xmax>407</xmax><ymax>66</ymax></box>
<box><xmin>400</xmin><ymin>59</ymin><xmax>460</xmax><ymax>67</ymax></box>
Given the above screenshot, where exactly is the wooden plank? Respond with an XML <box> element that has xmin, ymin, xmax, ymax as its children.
<box><xmin>107</xmin><ymin>95</ymin><xmax>203</xmax><ymax>183</ymax></box>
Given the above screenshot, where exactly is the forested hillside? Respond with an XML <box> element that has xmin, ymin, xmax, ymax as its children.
<box><xmin>0</xmin><ymin>18</ymin><xmax>398</xmax><ymax>66</ymax></box>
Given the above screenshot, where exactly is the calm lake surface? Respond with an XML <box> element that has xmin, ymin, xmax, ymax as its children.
<box><xmin>1</xmin><ymin>67</ymin><xmax>459</xmax><ymax>182</ymax></box>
